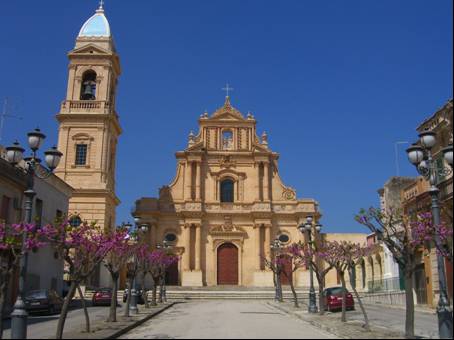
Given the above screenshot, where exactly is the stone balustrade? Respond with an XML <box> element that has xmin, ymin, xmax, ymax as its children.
<box><xmin>60</xmin><ymin>100</ymin><xmax>112</xmax><ymax>114</ymax></box>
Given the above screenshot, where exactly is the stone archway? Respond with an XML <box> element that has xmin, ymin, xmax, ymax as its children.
<box><xmin>217</xmin><ymin>243</ymin><xmax>239</xmax><ymax>285</ymax></box>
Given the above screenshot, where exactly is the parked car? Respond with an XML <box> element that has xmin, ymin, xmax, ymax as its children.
<box><xmin>24</xmin><ymin>289</ymin><xmax>63</xmax><ymax>314</ymax></box>
<box><xmin>123</xmin><ymin>288</ymin><xmax>145</xmax><ymax>304</ymax></box>
<box><xmin>323</xmin><ymin>287</ymin><xmax>355</xmax><ymax>312</ymax></box>
<box><xmin>92</xmin><ymin>287</ymin><xmax>113</xmax><ymax>306</ymax></box>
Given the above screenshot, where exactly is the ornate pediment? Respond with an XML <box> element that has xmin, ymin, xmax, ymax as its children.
<box><xmin>219</xmin><ymin>155</ymin><xmax>236</xmax><ymax>169</ymax></box>
<box><xmin>70</xmin><ymin>44</ymin><xmax>111</xmax><ymax>56</ymax></box>
<box><xmin>209</xmin><ymin>216</ymin><xmax>246</xmax><ymax>235</ymax></box>
<box><xmin>211</xmin><ymin>97</ymin><xmax>244</xmax><ymax>120</ymax></box>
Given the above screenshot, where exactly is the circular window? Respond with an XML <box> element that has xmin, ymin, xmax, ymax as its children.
<box><xmin>164</xmin><ymin>233</ymin><xmax>177</xmax><ymax>243</ymax></box>
<box><xmin>69</xmin><ymin>216</ymin><xmax>82</xmax><ymax>228</ymax></box>
<box><xmin>278</xmin><ymin>234</ymin><xmax>290</xmax><ymax>244</ymax></box>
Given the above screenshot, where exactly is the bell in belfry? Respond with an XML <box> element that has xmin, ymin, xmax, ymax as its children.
<box><xmin>81</xmin><ymin>82</ymin><xmax>95</xmax><ymax>100</ymax></box>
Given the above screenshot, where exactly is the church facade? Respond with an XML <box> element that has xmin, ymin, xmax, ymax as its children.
<box><xmin>134</xmin><ymin>97</ymin><xmax>319</xmax><ymax>287</ymax></box>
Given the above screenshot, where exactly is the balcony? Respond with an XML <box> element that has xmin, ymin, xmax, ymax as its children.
<box><xmin>60</xmin><ymin>100</ymin><xmax>112</xmax><ymax>115</ymax></box>
<box><xmin>401</xmin><ymin>177</ymin><xmax>430</xmax><ymax>203</ymax></box>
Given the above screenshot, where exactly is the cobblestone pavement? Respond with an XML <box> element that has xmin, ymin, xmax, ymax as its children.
<box><xmin>120</xmin><ymin>301</ymin><xmax>338</xmax><ymax>339</ymax></box>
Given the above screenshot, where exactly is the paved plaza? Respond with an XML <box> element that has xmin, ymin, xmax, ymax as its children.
<box><xmin>120</xmin><ymin>301</ymin><xmax>337</xmax><ymax>339</ymax></box>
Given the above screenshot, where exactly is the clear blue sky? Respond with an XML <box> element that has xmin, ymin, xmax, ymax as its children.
<box><xmin>0</xmin><ymin>1</ymin><xmax>452</xmax><ymax>233</ymax></box>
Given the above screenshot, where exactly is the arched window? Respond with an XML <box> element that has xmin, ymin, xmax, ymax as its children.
<box><xmin>222</xmin><ymin>130</ymin><xmax>233</xmax><ymax>150</ymax></box>
<box><xmin>80</xmin><ymin>70</ymin><xmax>97</xmax><ymax>100</ymax></box>
<box><xmin>220</xmin><ymin>179</ymin><xmax>234</xmax><ymax>203</ymax></box>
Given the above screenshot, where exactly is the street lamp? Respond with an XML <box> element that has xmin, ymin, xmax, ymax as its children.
<box><xmin>5</xmin><ymin>129</ymin><xmax>62</xmax><ymax>339</ymax></box>
<box><xmin>406</xmin><ymin>133</ymin><xmax>453</xmax><ymax>339</ymax></box>
<box><xmin>157</xmin><ymin>239</ymin><xmax>171</xmax><ymax>302</ymax></box>
<box><xmin>128</xmin><ymin>217</ymin><xmax>148</xmax><ymax>315</ymax></box>
<box><xmin>270</xmin><ymin>238</ymin><xmax>283</xmax><ymax>302</ymax></box>
<box><xmin>298</xmin><ymin>216</ymin><xmax>321</xmax><ymax>314</ymax></box>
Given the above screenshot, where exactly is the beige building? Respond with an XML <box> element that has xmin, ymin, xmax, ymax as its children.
<box><xmin>53</xmin><ymin>5</ymin><xmax>122</xmax><ymax>287</ymax></box>
<box><xmin>54</xmin><ymin>5</ymin><xmax>121</xmax><ymax>235</ymax></box>
<box><xmin>134</xmin><ymin>97</ymin><xmax>320</xmax><ymax>287</ymax></box>
<box><xmin>0</xmin><ymin>145</ymin><xmax>73</xmax><ymax>307</ymax></box>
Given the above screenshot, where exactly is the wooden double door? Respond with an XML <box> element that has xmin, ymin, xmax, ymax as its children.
<box><xmin>217</xmin><ymin>243</ymin><xmax>239</xmax><ymax>285</ymax></box>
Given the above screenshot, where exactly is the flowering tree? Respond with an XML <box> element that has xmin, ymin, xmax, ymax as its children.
<box><xmin>42</xmin><ymin>221</ymin><xmax>113</xmax><ymax>339</ymax></box>
<box><xmin>123</xmin><ymin>242</ymin><xmax>144</xmax><ymax>317</ymax></box>
<box><xmin>356</xmin><ymin>207</ymin><xmax>421</xmax><ymax>339</ymax></box>
<box><xmin>147</xmin><ymin>250</ymin><xmax>178</xmax><ymax>306</ymax></box>
<box><xmin>0</xmin><ymin>223</ymin><xmax>47</xmax><ymax>339</ymax></box>
<box><xmin>412</xmin><ymin>212</ymin><xmax>453</xmax><ymax>262</ymax></box>
<box><xmin>262</xmin><ymin>255</ymin><xmax>284</xmax><ymax>302</ymax></box>
<box><xmin>288</xmin><ymin>240</ymin><xmax>336</xmax><ymax>314</ymax></box>
<box><xmin>102</xmin><ymin>227</ymin><xmax>131</xmax><ymax>322</ymax></box>
<box><xmin>284</xmin><ymin>244</ymin><xmax>310</xmax><ymax>307</ymax></box>
<box><xmin>318</xmin><ymin>241</ymin><xmax>352</xmax><ymax>322</ymax></box>
<box><xmin>329</xmin><ymin>241</ymin><xmax>376</xmax><ymax>330</ymax></box>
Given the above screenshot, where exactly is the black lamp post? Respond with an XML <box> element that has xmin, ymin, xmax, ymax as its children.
<box><xmin>298</xmin><ymin>216</ymin><xmax>321</xmax><ymax>314</ymax></box>
<box><xmin>128</xmin><ymin>218</ymin><xmax>149</xmax><ymax>315</ymax></box>
<box><xmin>5</xmin><ymin>129</ymin><xmax>62</xmax><ymax>339</ymax></box>
<box><xmin>157</xmin><ymin>240</ymin><xmax>171</xmax><ymax>303</ymax></box>
<box><xmin>270</xmin><ymin>238</ymin><xmax>283</xmax><ymax>302</ymax></box>
<box><xmin>406</xmin><ymin>133</ymin><xmax>453</xmax><ymax>339</ymax></box>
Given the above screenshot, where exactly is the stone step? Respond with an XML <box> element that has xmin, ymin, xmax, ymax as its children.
<box><xmin>83</xmin><ymin>288</ymin><xmax>311</xmax><ymax>300</ymax></box>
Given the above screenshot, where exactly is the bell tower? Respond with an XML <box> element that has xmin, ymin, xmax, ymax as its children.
<box><xmin>55</xmin><ymin>3</ymin><xmax>121</xmax><ymax>231</ymax></box>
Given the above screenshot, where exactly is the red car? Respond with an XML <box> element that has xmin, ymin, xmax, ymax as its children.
<box><xmin>323</xmin><ymin>287</ymin><xmax>355</xmax><ymax>312</ymax></box>
<box><xmin>92</xmin><ymin>288</ymin><xmax>113</xmax><ymax>306</ymax></box>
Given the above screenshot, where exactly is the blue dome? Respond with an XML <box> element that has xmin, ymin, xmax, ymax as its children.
<box><xmin>78</xmin><ymin>9</ymin><xmax>111</xmax><ymax>37</ymax></box>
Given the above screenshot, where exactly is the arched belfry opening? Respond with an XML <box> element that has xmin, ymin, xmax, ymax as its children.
<box><xmin>80</xmin><ymin>70</ymin><xmax>97</xmax><ymax>100</ymax></box>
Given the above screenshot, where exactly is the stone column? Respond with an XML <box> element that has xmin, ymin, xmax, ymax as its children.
<box><xmin>195</xmin><ymin>161</ymin><xmax>201</xmax><ymax>200</ymax></box>
<box><xmin>263</xmin><ymin>162</ymin><xmax>269</xmax><ymax>201</ymax></box>
<box><xmin>195</xmin><ymin>224</ymin><xmax>201</xmax><ymax>271</ymax></box>
<box><xmin>184</xmin><ymin>161</ymin><xmax>192</xmax><ymax>200</ymax></box>
<box><xmin>255</xmin><ymin>225</ymin><xmax>262</xmax><ymax>270</ymax></box>
<box><xmin>256</xmin><ymin>162</ymin><xmax>261</xmax><ymax>201</ymax></box>
<box><xmin>183</xmin><ymin>224</ymin><xmax>191</xmax><ymax>271</ymax></box>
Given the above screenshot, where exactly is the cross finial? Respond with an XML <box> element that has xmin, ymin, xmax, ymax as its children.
<box><xmin>222</xmin><ymin>83</ymin><xmax>234</xmax><ymax>98</ymax></box>
<box><xmin>99</xmin><ymin>0</ymin><xmax>105</xmax><ymax>9</ymax></box>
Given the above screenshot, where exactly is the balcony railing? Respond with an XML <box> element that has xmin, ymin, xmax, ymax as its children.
<box><xmin>60</xmin><ymin>100</ymin><xmax>112</xmax><ymax>114</ymax></box>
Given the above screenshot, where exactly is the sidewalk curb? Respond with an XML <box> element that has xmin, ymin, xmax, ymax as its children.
<box><xmin>266</xmin><ymin>302</ymin><xmax>347</xmax><ymax>339</ymax></box>
<box><xmin>105</xmin><ymin>302</ymin><xmax>178</xmax><ymax>339</ymax></box>
<box><xmin>364</xmin><ymin>303</ymin><xmax>436</xmax><ymax>315</ymax></box>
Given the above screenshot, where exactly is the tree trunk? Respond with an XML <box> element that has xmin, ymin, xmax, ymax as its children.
<box><xmin>404</xmin><ymin>271</ymin><xmax>415</xmax><ymax>339</ymax></box>
<box><xmin>107</xmin><ymin>272</ymin><xmax>119</xmax><ymax>322</ymax></box>
<box><xmin>352</xmin><ymin>285</ymin><xmax>370</xmax><ymax>331</ymax></box>
<box><xmin>77</xmin><ymin>285</ymin><xmax>90</xmax><ymax>333</ymax></box>
<box><xmin>151</xmin><ymin>278</ymin><xmax>158</xmax><ymax>306</ymax></box>
<box><xmin>56</xmin><ymin>280</ymin><xmax>78</xmax><ymax>339</ymax></box>
<box><xmin>159</xmin><ymin>276</ymin><xmax>164</xmax><ymax>303</ymax></box>
<box><xmin>123</xmin><ymin>277</ymin><xmax>133</xmax><ymax>317</ymax></box>
<box><xmin>276</xmin><ymin>271</ymin><xmax>283</xmax><ymax>302</ymax></box>
<box><xmin>284</xmin><ymin>271</ymin><xmax>299</xmax><ymax>308</ymax></box>
<box><xmin>339</xmin><ymin>271</ymin><xmax>347</xmax><ymax>322</ymax></box>
<box><xmin>318</xmin><ymin>284</ymin><xmax>325</xmax><ymax>315</ymax></box>
<box><xmin>141</xmin><ymin>272</ymin><xmax>149</xmax><ymax>308</ymax></box>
